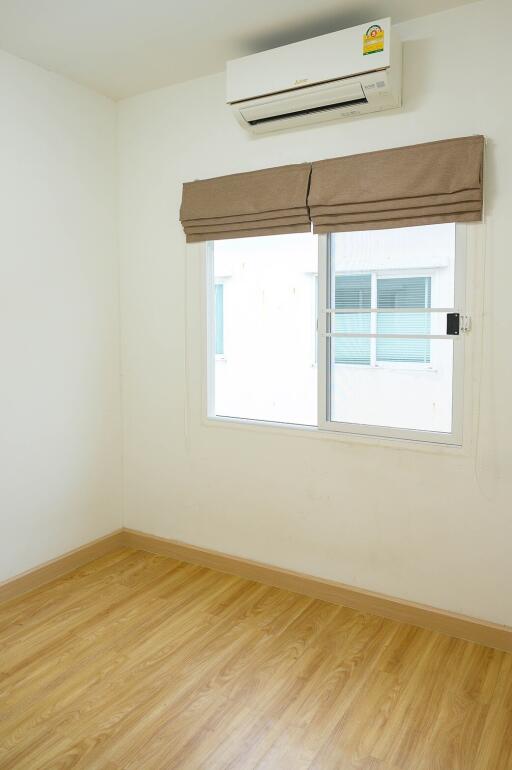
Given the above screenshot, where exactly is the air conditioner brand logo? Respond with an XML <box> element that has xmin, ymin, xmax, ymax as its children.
<box><xmin>294</xmin><ymin>78</ymin><xmax>309</xmax><ymax>86</ymax></box>
<box><xmin>363</xmin><ymin>24</ymin><xmax>384</xmax><ymax>55</ymax></box>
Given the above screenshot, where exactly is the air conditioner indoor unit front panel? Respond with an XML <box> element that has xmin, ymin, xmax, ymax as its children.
<box><xmin>226</xmin><ymin>18</ymin><xmax>391</xmax><ymax>104</ymax></box>
<box><xmin>226</xmin><ymin>18</ymin><xmax>402</xmax><ymax>133</ymax></box>
<box><xmin>239</xmin><ymin>80</ymin><xmax>367</xmax><ymax>124</ymax></box>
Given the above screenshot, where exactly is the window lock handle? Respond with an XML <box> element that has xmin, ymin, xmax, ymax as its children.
<box><xmin>447</xmin><ymin>313</ymin><xmax>471</xmax><ymax>335</ymax></box>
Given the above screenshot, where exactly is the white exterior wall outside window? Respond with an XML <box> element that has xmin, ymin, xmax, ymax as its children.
<box><xmin>208</xmin><ymin>223</ymin><xmax>466</xmax><ymax>444</ymax></box>
<box><xmin>211</xmin><ymin>234</ymin><xmax>318</xmax><ymax>426</ymax></box>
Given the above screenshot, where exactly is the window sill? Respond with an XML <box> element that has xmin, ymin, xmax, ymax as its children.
<box><xmin>203</xmin><ymin>414</ymin><xmax>467</xmax><ymax>456</ymax></box>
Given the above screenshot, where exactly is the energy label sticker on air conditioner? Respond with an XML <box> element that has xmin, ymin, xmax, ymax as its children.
<box><xmin>363</xmin><ymin>24</ymin><xmax>384</xmax><ymax>55</ymax></box>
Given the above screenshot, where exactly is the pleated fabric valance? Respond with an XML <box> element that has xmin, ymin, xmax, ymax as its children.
<box><xmin>309</xmin><ymin>135</ymin><xmax>484</xmax><ymax>233</ymax></box>
<box><xmin>179</xmin><ymin>136</ymin><xmax>484</xmax><ymax>242</ymax></box>
<box><xmin>180</xmin><ymin>163</ymin><xmax>312</xmax><ymax>242</ymax></box>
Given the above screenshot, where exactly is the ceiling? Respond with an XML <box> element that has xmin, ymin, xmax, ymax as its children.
<box><xmin>0</xmin><ymin>0</ymin><xmax>479</xmax><ymax>100</ymax></box>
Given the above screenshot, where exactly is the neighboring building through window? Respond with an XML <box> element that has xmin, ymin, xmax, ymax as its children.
<box><xmin>211</xmin><ymin>234</ymin><xmax>318</xmax><ymax>426</ymax></box>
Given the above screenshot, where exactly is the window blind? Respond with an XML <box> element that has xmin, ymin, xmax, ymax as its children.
<box><xmin>180</xmin><ymin>136</ymin><xmax>484</xmax><ymax>242</ymax></box>
<box><xmin>180</xmin><ymin>163</ymin><xmax>312</xmax><ymax>242</ymax></box>
<box><xmin>309</xmin><ymin>135</ymin><xmax>484</xmax><ymax>233</ymax></box>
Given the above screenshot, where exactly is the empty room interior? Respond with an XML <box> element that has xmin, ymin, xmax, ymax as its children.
<box><xmin>1</xmin><ymin>0</ymin><xmax>512</xmax><ymax>767</ymax></box>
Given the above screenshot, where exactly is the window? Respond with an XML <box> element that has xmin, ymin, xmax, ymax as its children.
<box><xmin>207</xmin><ymin>223</ymin><xmax>467</xmax><ymax>444</ymax></box>
<box><xmin>334</xmin><ymin>273</ymin><xmax>433</xmax><ymax>367</ymax></box>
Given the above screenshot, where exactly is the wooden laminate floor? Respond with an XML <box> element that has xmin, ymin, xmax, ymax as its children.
<box><xmin>0</xmin><ymin>549</ymin><xmax>511</xmax><ymax>769</ymax></box>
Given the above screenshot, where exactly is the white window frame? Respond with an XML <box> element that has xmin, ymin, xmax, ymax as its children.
<box><xmin>204</xmin><ymin>225</ymin><xmax>469</xmax><ymax>447</ymax></box>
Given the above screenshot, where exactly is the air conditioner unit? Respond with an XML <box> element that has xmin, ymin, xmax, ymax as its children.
<box><xmin>226</xmin><ymin>18</ymin><xmax>401</xmax><ymax>133</ymax></box>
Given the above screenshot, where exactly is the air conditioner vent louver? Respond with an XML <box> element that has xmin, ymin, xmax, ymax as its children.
<box><xmin>248</xmin><ymin>97</ymin><xmax>368</xmax><ymax>126</ymax></box>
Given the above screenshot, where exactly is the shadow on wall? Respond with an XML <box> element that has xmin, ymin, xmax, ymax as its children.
<box><xmin>239</xmin><ymin>10</ymin><xmax>380</xmax><ymax>56</ymax></box>
<box><xmin>401</xmin><ymin>38</ymin><xmax>432</xmax><ymax>114</ymax></box>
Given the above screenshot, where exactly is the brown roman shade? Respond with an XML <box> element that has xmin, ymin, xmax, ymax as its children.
<box><xmin>180</xmin><ymin>163</ymin><xmax>312</xmax><ymax>242</ymax></box>
<box><xmin>308</xmin><ymin>135</ymin><xmax>484</xmax><ymax>233</ymax></box>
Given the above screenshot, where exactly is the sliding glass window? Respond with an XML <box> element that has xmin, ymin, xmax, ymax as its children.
<box><xmin>206</xmin><ymin>223</ymin><xmax>467</xmax><ymax>444</ymax></box>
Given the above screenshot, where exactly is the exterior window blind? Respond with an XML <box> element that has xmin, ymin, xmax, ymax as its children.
<box><xmin>377</xmin><ymin>277</ymin><xmax>432</xmax><ymax>363</ymax></box>
<box><xmin>334</xmin><ymin>274</ymin><xmax>371</xmax><ymax>365</ymax></box>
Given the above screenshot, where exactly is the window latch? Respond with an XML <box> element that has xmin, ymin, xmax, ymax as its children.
<box><xmin>446</xmin><ymin>313</ymin><xmax>472</xmax><ymax>335</ymax></box>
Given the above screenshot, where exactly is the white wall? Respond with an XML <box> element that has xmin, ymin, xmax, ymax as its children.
<box><xmin>118</xmin><ymin>0</ymin><xmax>512</xmax><ymax>625</ymax></box>
<box><xmin>0</xmin><ymin>51</ymin><xmax>122</xmax><ymax>581</ymax></box>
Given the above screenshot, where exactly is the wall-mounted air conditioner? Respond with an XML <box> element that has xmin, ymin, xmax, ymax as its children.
<box><xmin>226</xmin><ymin>18</ymin><xmax>401</xmax><ymax>133</ymax></box>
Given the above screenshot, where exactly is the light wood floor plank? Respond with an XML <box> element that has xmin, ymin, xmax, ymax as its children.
<box><xmin>0</xmin><ymin>548</ymin><xmax>511</xmax><ymax>770</ymax></box>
